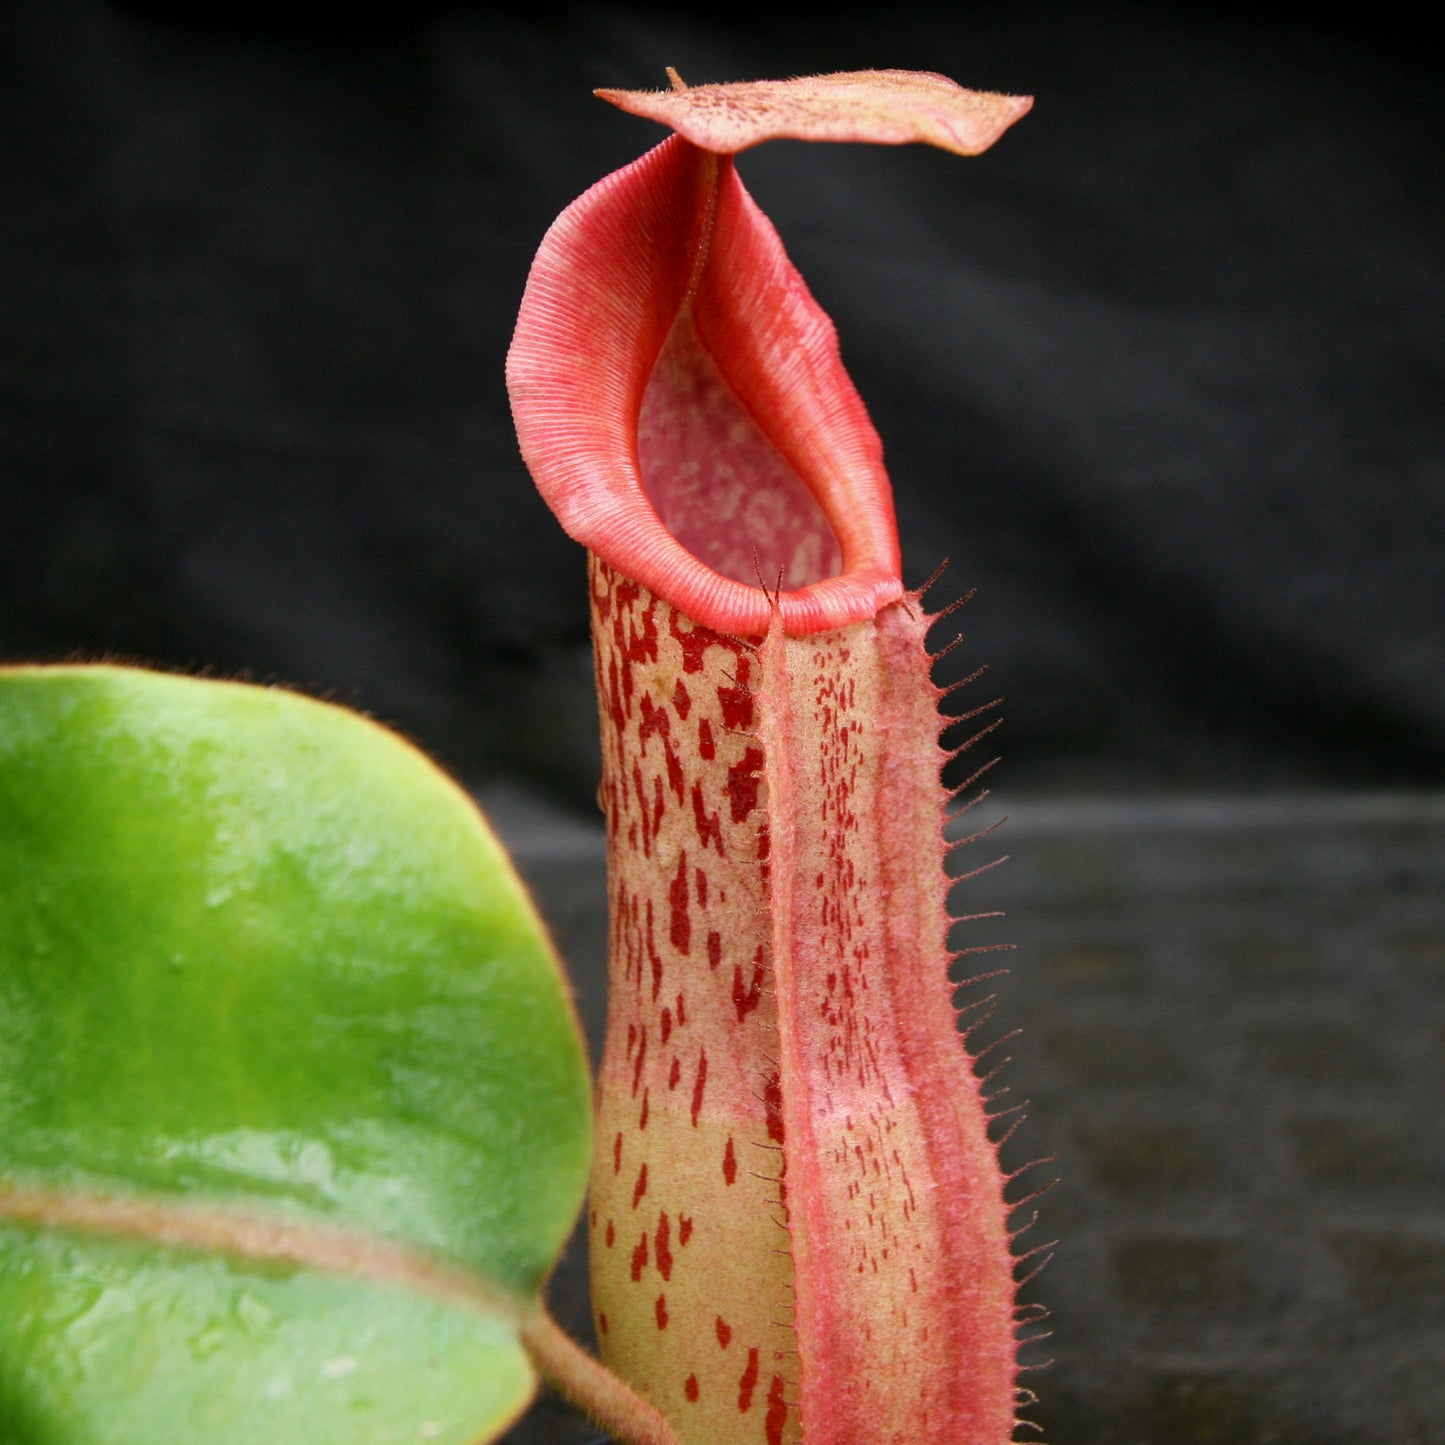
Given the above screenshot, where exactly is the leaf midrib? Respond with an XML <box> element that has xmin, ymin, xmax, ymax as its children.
<box><xmin>0</xmin><ymin>1180</ymin><xmax>528</xmax><ymax>1323</ymax></box>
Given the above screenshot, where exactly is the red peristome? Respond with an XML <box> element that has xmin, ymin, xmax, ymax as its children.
<box><xmin>507</xmin><ymin>134</ymin><xmax>903</xmax><ymax>637</ymax></box>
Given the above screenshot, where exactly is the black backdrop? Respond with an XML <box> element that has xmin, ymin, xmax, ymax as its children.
<box><xmin>3</xmin><ymin>1</ymin><xmax>1442</xmax><ymax>806</ymax></box>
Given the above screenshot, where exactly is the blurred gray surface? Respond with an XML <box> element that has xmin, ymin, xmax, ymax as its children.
<box><xmin>482</xmin><ymin>785</ymin><xmax>1445</xmax><ymax>1445</ymax></box>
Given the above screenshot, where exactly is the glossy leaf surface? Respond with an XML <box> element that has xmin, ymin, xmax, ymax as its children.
<box><xmin>0</xmin><ymin>665</ymin><xmax>592</xmax><ymax>1444</ymax></box>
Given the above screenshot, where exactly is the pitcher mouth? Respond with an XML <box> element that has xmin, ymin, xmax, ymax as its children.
<box><xmin>508</xmin><ymin>74</ymin><xmax>1030</xmax><ymax>638</ymax></box>
<box><xmin>507</xmin><ymin>135</ymin><xmax>905</xmax><ymax>638</ymax></box>
<box><xmin>637</xmin><ymin>301</ymin><xmax>844</xmax><ymax>597</ymax></box>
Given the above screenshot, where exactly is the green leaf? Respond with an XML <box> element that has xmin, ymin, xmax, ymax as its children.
<box><xmin>0</xmin><ymin>665</ymin><xmax>593</xmax><ymax>1444</ymax></box>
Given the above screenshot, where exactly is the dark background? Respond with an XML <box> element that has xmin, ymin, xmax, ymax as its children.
<box><xmin>4</xmin><ymin>6</ymin><xmax>1443</xmax><ymax>1444</ymax></box>
<box><xmin>3</xmin><ymin>0</ymin><xmax>1441</xmax><ymax>804</ymax></box>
